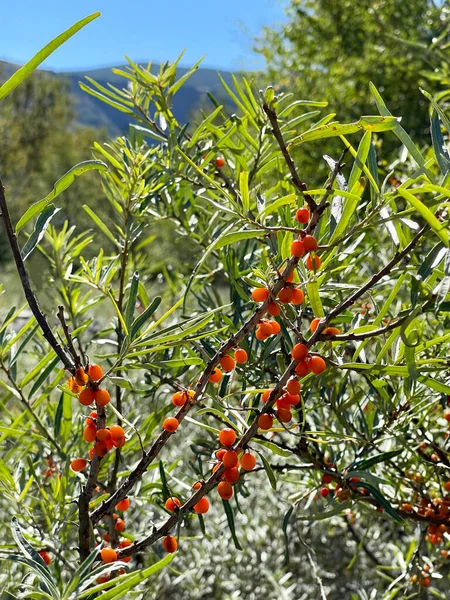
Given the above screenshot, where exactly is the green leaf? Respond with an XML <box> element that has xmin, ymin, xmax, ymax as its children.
<box><xmin>130</xmin><ymin>297</ymin><xmax>162</xmax><ymax>338</ymax></box>
<box><xmin>125</xmin><ymin>271</ymin><xmax>139</xmax><ymax>329</ymax></box>
<box><xmin>369</xmin><ymin>82</ymin><xmax>433</xmax><ymax>179</ymax></box>
<box><xmin>155</xmin><ymin>358</ymin><xmax>204</xmax><ymax>368</ymax></box>
<box><xmin>350</xmin><ymin>449</ymin><xmax>403</xmax><ymax>471</ymax></box>
<box><xmin>282</xmin><ymin>506</ymin><xmax>294</xmax><ymax>565</ymax></box>
<box><xmin>289</xmin><ymin>116</ymin><xmax>398</xmax><ymax>146</ymax></box>
<box><xmin>430</xmin><ymin>110</ymin><xmax>450</xmax><ymax>175</ymax></box>
<box><xmin>258</xmin><ymin>452</ymin><xmax>277</xmax><ymax>490</ymax></box>
<box><xmin>108</xmin><ymin>376</ymin><xmax>132</xmax><ymax>389</ymax></box>
<box><xmin>77</xmin><ymin>553</ymin><xmax>173</xmax><ymax>599</ymax></box>
<box><xmin>83</xmin><ymin>205</ymin><xmax>120</xmax><ymax>247</ymax></box>
<box><xmin>306</xmin><ymin>281</ymin><xmax>324</xmax><ymax>317</ymax></box>
<box><xmin>168</xmin><ymin>56</ymin><xmax>204</xmax><ymax>96</ymax></box>
<box><xmin>396</xmin><ymin>188</ymin><xmax>449</xmax><ymax>246</ymax></box>
<box><xmin>0</xmin><ymin>13</ymin><xmax>100</xmax><ymax>100</ymax></box>
<box><xmin>21</xmin><ymin>205</ymin><xmax>61</xmax><ymax>261</ymax></box>
<box><xmin>351</xmin><ymin>482</ymin><xmax>402</xmax><ymax>521</ymax></box>
<box><xmin>222</xmin><ymin>500</ymin><xmax>243</xmax><ymax>550</ymax></box>
<box><xmin>239</xmin><ymin>172</ymin><xmax>250</xmax><ymax>212</ymax></box>
<box><xmin>16</xmin><ymin>160</ymin><xmax>107</xmax><ymax>233</ymax></box>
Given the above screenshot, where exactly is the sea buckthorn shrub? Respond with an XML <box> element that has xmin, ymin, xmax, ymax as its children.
<box><xmin>1</xmin><ymin>13</ymin><xmax>450</xmax><ymax>600</ymax></box>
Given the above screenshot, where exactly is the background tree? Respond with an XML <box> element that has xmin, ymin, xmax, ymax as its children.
<box><xmin>255</xmin><ymin>0</ymin><xmax>448</xmax><ymax>177</ymax></box>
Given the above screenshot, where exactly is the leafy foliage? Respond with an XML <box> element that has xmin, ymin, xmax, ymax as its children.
<box><xmin>1</xmin><ymin>9</ymin><xmax>450</xmax><ymax>600</ymax></box>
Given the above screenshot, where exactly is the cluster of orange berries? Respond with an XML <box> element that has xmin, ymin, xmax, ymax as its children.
<box><xmin>402</xmin><ymin>489</ymin><xmax>450</xmax><ymax>547</ymax></box>
<box><xmin>44</xmin><ymin>458</ymin><xmax>57</xmax><ymax>478</ymax></box>
<box><xmin>206</xmin><ymin>347</ymin><xmax>249</xmax><ymax>384</ymax></box>
<box><xmin>68</xmin><ymin>364</ymin><xmax>111</xmax><ymax>408</ymax></box>
<box><xmin>410</xmin><ymin>565</ymin><xmax>433</xmax><ymax>588</ymax></box>
<box><xmin>291</xmin><ymin>203</ymin><xmax>321</xmax><ymax>271</ymax></box>
<box><xmin>210</xmin><ymin>428</ymin><xmax>256</xmax><ymax>500</ymax></box>
<box><xmin>252</xmin><ymin>278</ymin><xmax>304</xmax><ymax>314</ymax></box>
<box><xmin>68</xmin><ymin>363</ymin><xmax>126</xmax><ymax>471</ymax></box>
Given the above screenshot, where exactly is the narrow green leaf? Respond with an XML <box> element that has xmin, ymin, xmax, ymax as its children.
<box><xmin>21</xmin><ymin>206</ymin><xmax>61</xmax><ymax>261</ymax></box>
<box><xmin>396</xmin><ymin>188</ymin><xmax>449</xmax><ymax>246</ymax></box>
<box><xmin>306</xmin><ymin>281</ymin><xmax>324</xmax><ymax>317</ymax></box>
<box><xmin>0</xmin><ymin>13</ymin><xmax>100</xmax><ymax>100</ymax></box>
<box><xmin>83</xmin><ymin>205</ymin><xmax>120</xmax><ymax>246</ymax></box>
<box><xmin>125</xmin><ymin>271</ymin><xmax>139</xmax><ymax>329</ymax></box>
<box><xmin>239</xmin><ymin>172</ymin><xmax>250</xmax><ymax>212</ymax></box>
<box><xmin>222</xmin><ymin>500</ymin><xmax>243</xmax><ymax>550</ymax></box>
<box><xmin>17</xmin><ymin>161</ymin><xmax>107</xmax><ymax>233</ymax></box>
<box><xmin>258</xmin><ymin>452</ymin><xmax>277</xmax><ymax>490</ymax></box>
<box><xmin>289</xmin><ymin>116</ymin><xmax>398</xmax><ymax>146</ymax></box>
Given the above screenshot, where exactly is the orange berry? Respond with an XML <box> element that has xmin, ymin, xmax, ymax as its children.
<box><xmin>308</xmin><ymin>355</ymin><xmax>326</xmax><ymax>375</ymax></box>
<box><xmin>310</xmin><ymin>318</ymin><xmax>321</xmax><ymax>333</ymax></box>
<box><xmin>291</xmin><ymin>239</ymin><xmax>305</xmax><ymax>257</ymax></box>
<box><xmin>103</xmin><ymin>532</ymin><xmax>110</xmax><ymax>542</ymax></box>
<box><xmin>444</xmin><ymin>482</ymin><xmax>450</xmax><ymax>492</ymax></box>
<box><xmin>97</xmin><ymin>575</ymin><xmax>110</xmax><ymax>584</ymax></box>
<box><xmin>292</xmin><ymin>343</ymin><xmax>308</xmax><ymax>361</ymax></box>
<box><xmin>70</xmin><ymin>458</ymin><xmax>87</xmax><ymax>472</ymax></box>
<box><xmin>115</xmin><ymin>518</ymin><xmax>125</xmax><ymax>532</ymax></box>
<box><xmin>220</xmin><ymin>355</ymin><xmax>236</xmax><ymax>372</ymax></box>
<box><xmin>420</xmin><ymin>577</ymin><xmax>431</xmax><ymax>588</ymax></box>
<box><xmin>163</xmin><ymin>417</ymin><xmax>179</xmax><ymax>432</ymax></box>
<box><xmin>219</xmin><ymin>428</ymin><xmax>236</xmax><ymax>446</ymax></box>
<box><xmin>88</xmin><ymin>363</ymin><xmax>103</xmax><ymax>381</ymax></box>
<box><xmin>224</xmin><ymin>467</ymin><xmax>240</xmax><ymax>483</ymax></box>
<box><xmin>295</xmin><ymin>206</ymin><xmax>310</xmax><ymax>224</ymax></box>
<box><xmin>278</xmin><ymin>287</ymin><xmax>294</xmax><ymax>304</ymax></box>
<box><xmin>258</xmin><ymin>413</ymin><xmax>273</xmax><ymax>430</ymax></box>
<box><xmin>110</xmin><ymin>426</ymin><xmax>125</xmax><ymax>441</ymax></box>
<box><xmin>172</xmin><ymin>391</ymin><xmax>187</xmax><ymax>406</ymax></box>
<box><xmin>270</xmin><ymin>320</ymin><xmax>281</xmax><ymax>335</ymax></box>
<box><xmin>112</xmin><ymin>436</ymin><xmax>125</xmax><ymax>448</ymax></box>
<box><xmin>68</xmin><ymin>377</ymin><xmax>82</xmax><ymax>394</ymax></box>
<box><xmin>218</xmin><ymin>481</ymin><xmax>233</xmax><ymax>500</ymax></box>
<box><xmin>192</xmin><ymin>481</ymin><xmax>202</xmax><ymax>490</ymax></box>
<box><xmin>305</xmin><ymin>253</ymin><xmax>321</xmax><ymax>271</ymax></box>
<box><xmin>163</xmin><ymin>535</ymin><xmax>178</xmax><ymax>553</ymax></box>
<box><xmin>322</xmin><ymin>473</ymin><xmax>334</xmax><ymax>484</ymax></box>
<box><xmin>96</xmin><ymin>428</ymin><xmax>111</xmax><ymax>442</ymax></box>
<box><xmin>119</xmin><ymin>539</ymin><xmax>132</xmax><ymax>549</ymax></box>
<box><xmin>259</xmin><ymin>321</ymin><xmax>274</xmax><ymax>337</ymax></box>
<box><xmin>277</xmin><ymin>395</ymin><xmax>291</xmax><ymax>410</ymax></box>
<box><xmin>95</xmin><ymin>389</ymin><xmax>111</xmax><ymax>407</ymax></box>
<box><xmin>116</xmin><ymin>498</ymin><xmax>130</xmax><ymax>511</ymax></box>
<box><xmin>325</xmin><ymin>327</ymin><xmax>341</xmax><ymax>335</ymax></box>
<box><xmin>251</xmin><ymin>287</ymin><xmax>269</xmax><ymax>303</ymax></box>
<box><xmin>83</xmin><ymin>425</ymin><xmax>97</xmax><ymax>443</ymax></box>
<box><xmin>234</xmin><ymin>348</ymin><xmax>248</xmax><ymax>363</ymax></box>
<box><xmin>222</xmin><ymin>450</ymin><xmax>238</xmax><ymax>468</ymax></box>
<box><xmin>256</xmin><ymin>327</ymin><xmax>269</xmax><ymax>341</ymax></box>
<box><xmin>165</xmin><ymin>497</ymin><xmax>181</xmax><ymax>511</ymax></box>
<box><xmin>286</xmin><ymin>378</ymin><xmax>301</xmax><ymax>395</ymax></box>
<box><xmin>291</xmin><ymin>288</ymin><xmax>304</xmax><ymax>305</ymax></box>
<box><xmin>303</xmin><ymin>235</ymin><xmax>318</xmax><ymax>252</ymax></box>
<box><xmin>209</xmin><ymin>368</ymin><xmax>223</xmax><ymax>383</ymax></box>
<box><xmin>286</xmin><ymin>393</ymin><xmax>300</xmax><ymax>405</ymax></box>
<box><xmin>215</xmin><ymin>448</ymin><xmax>227</xmax><ymax>461</ymax></box>
<box><xmin>283</xmin><ymin>270</ymin><xmax>294</xmax><ymax>283</ymax></box>
<box><xmin>101</xmin><ymin>547</ymin><xmax>117</xmax><ymax>563</ymax></box>
<box><xmin>267</xmin><ymin>301</ymin><xmax>280</xmax><ymax>316</ymax></box>
<box><xmin>93</xmin><ymin>441</ymin><xmax>109</xmax><ymax>457</ymax></box>
<box><xmin>193</xmin><ymin>497</ymin><xmax>210</xmax><ymax>514</ymax></box>
<box><xmin>215</xmin><ymin>157</ymin><xmax>225</xmax><ymax>168</ymax></box>
<box><xmin>240</xmin><ymin>453</ymin><xmax>256</xmax><ymax>471</ymax></box>
<box><xmin>401</xmin><ymin>503</ymin><xmax>414</xmax><ymax>512</ymax></box>
<box><xmin>79</xmin><ymin>388</ymin><xmax>95</xmax><ymax>406</ymax></box>
<box><xmin>261</xmin><ymin>389</ymin><xmax>272</xmax><ymax>403</ymax></box>
<box><xmin>85</xmin><ymin>411</ymin><xmax>97</xmax><ymax>426</ymax></box>
<box><xmin>277</xmin><ymin>408</ymin><xmax>292</xmax><ymax>423</ymax></box>
<box><xmin>75</xmin><ymin>367</ymin><xmax>89</xmax><ymax>386</ymax></box>
<box><xmin>212</xmin><ymin>462</ymin><xmax>222</xmax><ymax>476</ymax></box>
<box><xmin>89</xmin><ymin>447</ymin><xmax>95</xmax><ymax>460</ymax></box>
<box><xmin>39</xmin><ymin>551</ymin><xmax>51</xmax><ymax>565</ymax></box>
<box><xmin>295</xmin><ymin>360</ymin><xmax>309</xmax><ymax>377</ymax></box>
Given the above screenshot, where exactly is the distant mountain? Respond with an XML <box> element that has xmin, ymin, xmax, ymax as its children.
<box><xmin>0</xmin><ymin>60</ymin><xmax>237</xmax><ymax>136</ymax></box>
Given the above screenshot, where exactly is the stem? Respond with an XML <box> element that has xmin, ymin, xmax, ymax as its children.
<box><xmin>0</xmin><ymin>179</ymin><xmax>75</xmax><ymax>372</ymax></box>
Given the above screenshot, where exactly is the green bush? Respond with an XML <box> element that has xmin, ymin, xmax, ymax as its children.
<box><xmin>1</xmin><ymin>11</ymin><xmax>450</xmax><ymax>600</ymax></box>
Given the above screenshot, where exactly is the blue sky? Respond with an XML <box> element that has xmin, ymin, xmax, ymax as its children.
<box><xmin>1</xmin><ymin>0</ymin><xmax>287</xmax><ymax>72</ymax></box>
